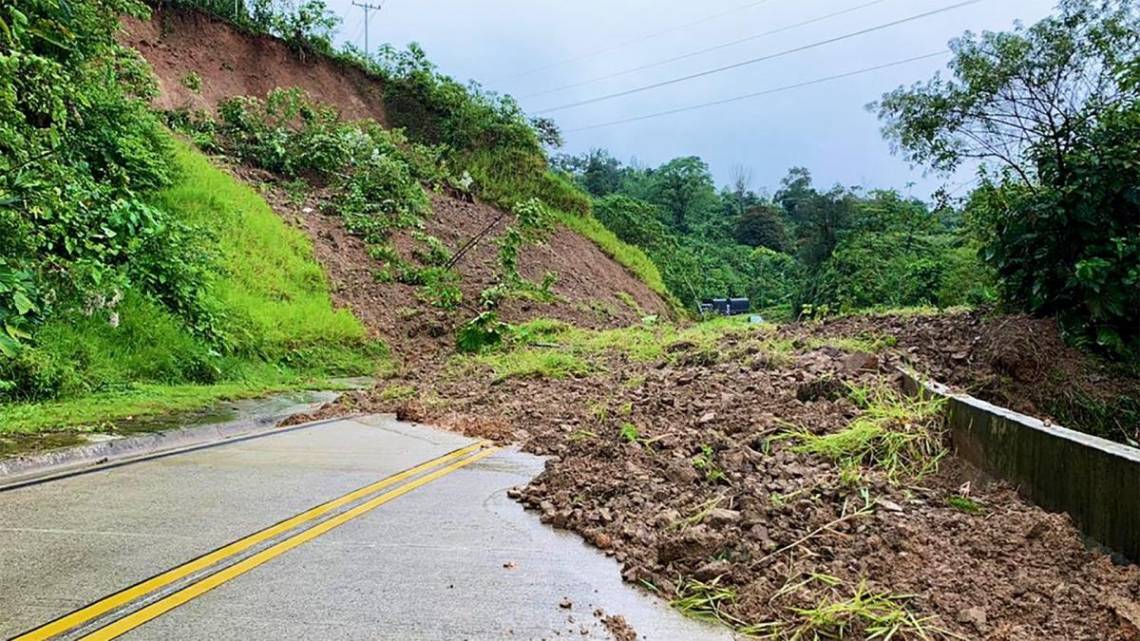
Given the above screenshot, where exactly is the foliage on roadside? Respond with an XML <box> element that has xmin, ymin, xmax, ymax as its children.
<box><xmin>0</xmin><ymin>0</ymin><xmax>381</xmax><ymax>405</ymax></box>
<box><xmin>876</xmin><ymin>0</ymin><xmax>1140</xmax><ymax>357</ymax></box>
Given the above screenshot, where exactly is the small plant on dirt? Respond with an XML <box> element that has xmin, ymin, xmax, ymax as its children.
<box><xmin>180</xmin><ymin>71</ymin><xmax>203</xmax><ymax>93</ymax></box>
<box><xmin>619</xmin><ymin>422</ymin><xmax>641</xmax><ymax>444</ymax></box>
<box><xmin>411</xmin><ymin>232</ymin><xmax>452</xmax><ymax>267</ymax></box>
<box><xmin>417</xmin><ymin>267</ymin><xmax>462</xmax><ymax>310</ymax></box>
<box><xmin>838</xmin><ymin>459</ymin><xmax>866</xmax><ymax>489</ymax></box>
<box><xmin>568</xmin><ymin>429</ymin><xmax>598</xmax><ymax>442</ymax></box>
<box><xmin>589</xmin><ymin>401</ymin><xmax>609</xmax><ymax>423</ymax></box>
<box><xmin>780</xmin><ymin>385</ymin><xmax>946</xmax><ymax>483</ymax></box>
<box><xmin>947</xmin><ymin>495</ymin><xmax>983</xmax><ymax>514</ymax></box>
<box><xmin>692</xmin><ymin>444</ymin><xmax>726</xmax><ymax>483</ymax></box>
<box><xmin>456</xmin><ymin>311</ymin><xmax>510</xmax><ymax>353</ymax></box>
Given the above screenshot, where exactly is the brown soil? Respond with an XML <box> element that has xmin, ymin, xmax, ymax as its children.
<box><xmin>299</xmin><ymin>324</ymin><xmax>1140</xmax><ymax>640</ymax></box>
<box><xmin>787</xmin><ymin>311</ymin><xmax>1140</xmax><ymax>444</ymax></box>
<box><xmin>237</xmin><ymin>165</ymin><xmax>670</xmax><ymax>360</ymax></box>
<box><xmin>120</xmin><ymin>8</ymin><xmax>388</xmax><ymax>124</ymax></box>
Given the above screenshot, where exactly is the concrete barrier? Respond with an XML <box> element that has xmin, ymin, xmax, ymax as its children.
<box><xmin>901</xmin><ymin>370</ymin><xmax>1140</xmax><ymax>562</ymax></box>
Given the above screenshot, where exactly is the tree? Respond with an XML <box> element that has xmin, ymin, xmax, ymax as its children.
<box><xmin>727</xmin><ymin>164</ymin><xmax>757</xmax><ymax>216</ymax></box>
<box><xmin>876</xmin><ymin>0</ymin><xmax>1140</xmax><ymax>355</ymax></box>
<box><xmin>593</xmin><ymin>195</ymin><xmax>672</xmax><ymax>250</ymax></box>
<box><xmin>876</xmin><ymin>0</ymin><xmax>1139</xmax><ymax>187</ymax></box>
<box><xmin>554</xmin><ymin>149</ymin><xmax>624</xmax><ymax>196</ymax></box>
<box><xmin>734</xmin><ymin>204</ymin><xmax>788</xmax><ymax>252</ymax></box>
<box><xmin>794</xmin><ymin>188</ymin><xmax>856</xmax><ymax>269</ymax></box>
<box><xmin>649</xmin><ymin>156</ymin><xmax>717</xmax><ymax>233</ymax></box>
<box><xmin>774</xmin><ymin>167</ymin><xmax>816</xmax><ymax>224</ymax></box>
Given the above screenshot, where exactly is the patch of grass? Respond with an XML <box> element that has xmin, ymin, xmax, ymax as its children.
<box><xmin>947</xmin><ymin>495</ymin><xmax>983</xmax><ymax>514</ymax></box>
<box><xmin>379</xmin><ymin>384</ymin><xmax>417</xmax><ymax>401</ymax></box>
<box><xmin>619</xmin><ymin>422</ymin><xmax>640</xmax><ymax>442</ymax></box>
<box><xmin>769</xmin><ymin>580</ymin><xmax>939</xmax><ymax>640</ymax></box>
<box><xmin>616</xmin><ymin>291</ymin><xmax>643</xmax><ymax>314</ymax></box>
<box><xmin>672</xmin><ymin>578</ymin><xmax>747</xmax><ymax>627</ymax></box>
<box><xmin>457</xmin><ymin>316</ymin><xmax>773</xmax><ymax>387</ymax></box>
<box><xmin>463</xmin><ymin>149</ymin><xmax>591</xmax><ymax>218</ymax></box>
<box><xmin>475</xmin><ymin>349</ymin><xmax>591</xmax><ymax>383</ymax></box>
<box><xmin>780</xmin><ymin>385</ymin><xmax>946</xmax><ymax>483</ymax></box>
<box><xmin>156</xmin><ymin>140</ymin><xmax>378</xmax><ymax>372</ymax></box>
<box><xmin>0</xmin><ymin>377</ymin><xmax>327</xmax><ymax>434</ymax></box>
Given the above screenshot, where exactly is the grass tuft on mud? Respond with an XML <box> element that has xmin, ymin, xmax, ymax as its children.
<box><xmin>780</xmin><ymin>385</ymin><xmax>946</xmax><ymax>483</ymax></box>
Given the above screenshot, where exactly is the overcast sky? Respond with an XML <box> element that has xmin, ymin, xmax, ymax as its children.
<box><xmin>326</xmin><ymin>0</ymin><xmax>1056</xmax><ymax>199</ymax></box>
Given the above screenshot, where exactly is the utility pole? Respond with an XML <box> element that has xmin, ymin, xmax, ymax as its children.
<box><xmin>351</xmin><ymin>1</ymin><xmax>384</xmax><ymax>57</ymax></box>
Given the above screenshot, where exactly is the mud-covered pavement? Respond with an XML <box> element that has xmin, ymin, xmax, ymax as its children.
<box><xmin>307</xmin><ymin>314</ymin><xmax>1140</xmax><ymax>640</ymax></box>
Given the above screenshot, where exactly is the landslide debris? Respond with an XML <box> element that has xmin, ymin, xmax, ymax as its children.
<box><xmin>307</xmin><ymin>315</ymin><xmax>1140</xmax><ymax>639</ymax></box>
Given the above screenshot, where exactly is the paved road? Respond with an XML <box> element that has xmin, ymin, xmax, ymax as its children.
<box><xmin>0</xmin><ymin>416</ymin><xmax>733</xmax><ymax>641</ymax></box>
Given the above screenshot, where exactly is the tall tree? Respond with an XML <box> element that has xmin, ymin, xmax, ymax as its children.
<box><xmin>734</xmin><ymin>204</ymin><xmax>788</xmax><ymax>252</ymax></box>
<box><xmin>876</xmin><ymin>0</ymin><xmax>1140</xmax><ymax>355</ymax></box>
<box><xmin>649</xmin><ymin>156</ymin><xmax>717</xmax><ymax>233</ymax></box>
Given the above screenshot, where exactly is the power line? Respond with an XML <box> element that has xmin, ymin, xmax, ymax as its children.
<box><xmin>523</xmin><ymin>0</ymin><xmax>894</xmax><ymax>99</ymax></box>
<box><xmin>351</xmin><ymin>1</ymin><xmax>384</xmax><ymax>56</ymax></box>
<box><xmin>564</xmin><ymin>50</ymin><xmax>950</xmax><ymax>132</ymax></box>
<box><xmin>491</xmin><ymin>0</ymin><xmax>779</xmax><ymax>83</ymax></box>
<box><xmin>535</xmin><ymin>0</ymin><xmax>984</xmax><ymax>115</ymax></box>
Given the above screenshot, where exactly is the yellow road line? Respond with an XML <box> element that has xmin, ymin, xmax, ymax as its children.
<box><xmin>12</xmin><ymin>441</ymin><xmax>488</xmax><ymax>641</ymax></box>
<box><xmin>77</xmin><ymin>446</ymin><xmax>499</xmax><ymax>641</ymax></box>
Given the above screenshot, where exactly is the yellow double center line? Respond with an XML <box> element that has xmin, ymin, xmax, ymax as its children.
<box><xmin>13</xmin><ymin>442</ymin><xmax>498</xmax><ymax>641</ymax></box>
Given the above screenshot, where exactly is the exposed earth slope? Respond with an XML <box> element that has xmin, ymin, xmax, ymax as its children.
<box><xmin>122</xmin><ymin>10</ymin><xmax>388</xmax><ymax>123</ymax></box>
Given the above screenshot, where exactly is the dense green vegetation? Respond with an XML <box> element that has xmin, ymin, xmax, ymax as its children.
<box><xmin>554</xmin><ymin>153</ymin><xmax>994</xmax><ymax>319</ymax></box>
<box><xmin>877</xmin><ymin>0</ymin><xmax>1140</xmax><ymax>356</ymax></box>
<box><xmin>0</xmin><ymin>0</ymin><xmax>380</xmax><ymax>426</ymax></box>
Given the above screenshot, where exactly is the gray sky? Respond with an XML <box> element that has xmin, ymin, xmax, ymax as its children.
<box><xmin>328</xmin><ymin>0</ymin><xmax>1056</xmax><ymax>199</ymax></box>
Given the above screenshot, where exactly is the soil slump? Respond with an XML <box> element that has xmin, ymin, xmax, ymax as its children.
<box><xmin>309</xmin><ymin>323</ymin><xmax>1140</xmax><ymax>639</ymax></box>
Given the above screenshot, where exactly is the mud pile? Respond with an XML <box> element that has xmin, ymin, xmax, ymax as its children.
<box><xmin>323</xmin><ymin>323</ymin><xmax>1140</xmax><ymax>639</ymax></box>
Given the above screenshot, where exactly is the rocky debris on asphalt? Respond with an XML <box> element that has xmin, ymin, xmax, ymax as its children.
<box><xmin>291</xmin><ymin>313</ymin><xmax>1140</xmax><ymax>639</ymax></box>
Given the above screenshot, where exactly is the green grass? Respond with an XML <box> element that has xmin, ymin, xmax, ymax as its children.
<box><xmin>457</xmin><ymin>315</ymin><xmax>780</xmax><ymax>383</ymax></box>
<box><xmin>2</xmin><ymin>137</ymin><xmax>385</xmax><ymax>436</ymax></box>
<box><xmin>780</xmin><ymin>384</ymin><xmax>946</xmax><ymax>483</ymax></box>
<box><xmin>947</xmin><ymin>495</ymin><xmax>983</xmax><ymax>514</ymax></box>
<box><xmin>552</xmin><ymin>210</ymin><xmax>675</xmax><ymax>304</ymax></box>
<box><xmin>155</xmin><ymin>140</ymin><xmax>374</xmax><ymax>369</ymax></box>
<box><xmin>0</xmin><ymin>378</ymin><xmax>326</xmax><ymax>434</ymax></box>
<box><xmin>475</xmin><ymin>349</ymin><xmax>591</xmax><ymax>382</ymax></box>
<box><xmin>774</xmin><ymin>580</ymin><xmax>938</xmax><ymax>640</ymax></box>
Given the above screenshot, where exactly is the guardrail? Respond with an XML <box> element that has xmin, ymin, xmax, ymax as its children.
<box><xmin>900</xmin><ymin>369</ymin><xmax>1139</xmax><ymax>563</ymax></box>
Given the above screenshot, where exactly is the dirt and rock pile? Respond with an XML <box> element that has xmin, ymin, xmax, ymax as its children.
<box><xmin>313</xmin><ymin>320</ymin><xmax>1140</xmax><ymax>639</ymax></box>
<box><xmin>790</xmin><ymin>311</ymin><xmax>1140</xmax><ymax>444</ymax></box>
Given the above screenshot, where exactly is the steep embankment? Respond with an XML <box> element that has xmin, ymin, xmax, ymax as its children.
<box><xmin>122</xmin><ymin>8</ymin><xmax>672</xmax><ymax>355</ymax></box>
<box><xmin>121</xmin><ymin>10</ymin><xmax>387</xmax><ymax>123</ymax></box>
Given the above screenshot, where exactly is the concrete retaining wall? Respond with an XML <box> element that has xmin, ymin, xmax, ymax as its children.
<box><xmin>901</xmin><ymin>371</ymin><xmax>1140</xmax><ymax>562</ymax></box>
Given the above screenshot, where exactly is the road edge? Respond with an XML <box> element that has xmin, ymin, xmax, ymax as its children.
<box><xmin>0</xmin><ymin>410</ymin><xmax>382</xmax><ymax>492</ymax></box>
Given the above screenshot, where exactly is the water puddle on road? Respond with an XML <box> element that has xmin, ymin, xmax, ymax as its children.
<box><xmin>0</xmin><ymin>383</ymin><xmax>369</xmax><ymax>461</ymax></box>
